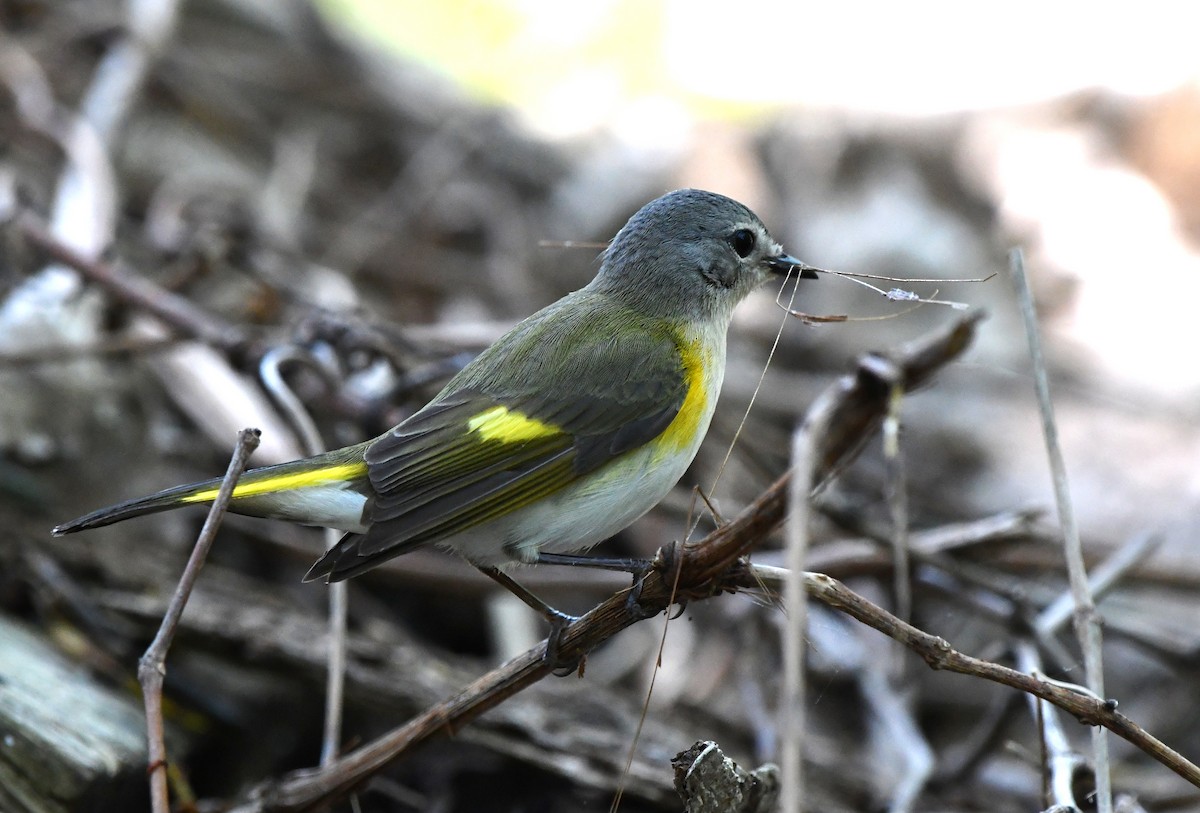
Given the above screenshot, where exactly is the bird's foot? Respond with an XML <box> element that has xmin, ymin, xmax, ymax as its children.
<box><xmin>544</xmin><ymin>608</ymin><xmax>585</xmax><ymax>676</ymax></box>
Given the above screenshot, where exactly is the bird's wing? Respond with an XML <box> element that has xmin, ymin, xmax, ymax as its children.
<box><xmin>305</xmin><ymin>301</ymin><xmax>692</xmax><ymax>581</ymax></box>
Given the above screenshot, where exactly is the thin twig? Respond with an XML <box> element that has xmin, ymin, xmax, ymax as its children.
<box><xmin>1015</xmin><ymin>641</ymin><xmax>1090</xmax><ymax>810</ymax></box>
<box><xmin>259</xmin><ymin>347</ymin><xmax>348</xmax><ymax>767</ymax></box>
<box><xmin>1009</xmin><ymin>248</ymin><xmax>1111</xmax><ymax>812</ymax></box>
<box><xmin>781</xmin><ymin>419</ymin><xmax>817</xmax><ymax>813</ymax></box>
<box><xmin>779</xmin><ymin>272</ymin><xmax>907</xmax><ymax>811</ymax></box>
<box><xmin>823</xmin><ymin>270</ymin><xmax>998</xmax><ymax>285</ymax></box>
<box><xmin>138</xmin><ymin>428</ymin><xmax>260</xmax><ymax>813</ymax></box>
<box><xmin>843</xmin><ymin>277</ymin><xmax>970</xmax><ymax>309</ymax></box>
<box><xmin>882</xmin><ymin>378</ymin><xmax>912</xmax><ymax>623</ymax></box>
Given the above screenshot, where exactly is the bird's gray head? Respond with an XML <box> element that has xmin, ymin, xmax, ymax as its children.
<box><xmin>589</xmin><ymin>189</ymin><xmax>817</xmax><ymax>322</ymax></box>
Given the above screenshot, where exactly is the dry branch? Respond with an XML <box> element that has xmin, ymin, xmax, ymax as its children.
<box><xmin>231</xmin><ymin>312</ymin><xmax>984</xmax><ymax>811</ymax></box>
<box><xmin>742</xmin><ymin>568</ymin><xmax>1200</xmax><ymax>790</ymax></box>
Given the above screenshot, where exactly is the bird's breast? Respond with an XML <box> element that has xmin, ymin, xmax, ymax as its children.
<box><xmin>655</xmin><ymin>323</ymin><xmax>726</xmax><ymax>459</ymax></box>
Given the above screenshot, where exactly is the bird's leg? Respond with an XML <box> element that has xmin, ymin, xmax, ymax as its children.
<box><xmin>477</xmin><ymin>566</ymin><xmax>581</xmax><ymax>673</ymax></box>
<box><xmin>534</xmin><ymin>552</ymin><xmax>651</xmax><ymax>572</ymax></box>
<box><xmin>535</xmin><ymin>551</ymin><xmax>664</xmax><ymax>621</ymax></box>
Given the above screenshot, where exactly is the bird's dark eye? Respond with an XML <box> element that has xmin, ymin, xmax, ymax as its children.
<box><xmin>728</xmin><ymin>228</ymin><xmax>755</xmax><ymax>258</ymax></box>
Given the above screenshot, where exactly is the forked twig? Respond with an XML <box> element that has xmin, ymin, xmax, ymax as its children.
<box><xmin>139</xmin><ymin>428</ymin><xmax>260</xmax><ymax>813</ymax></box>
<box><xmin>745</xmin><ymin>566</ymin><xmax>1200</xmax><ymax>790</ymax></box>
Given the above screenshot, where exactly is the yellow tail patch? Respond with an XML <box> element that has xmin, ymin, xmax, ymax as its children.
<box><xmin>181</xmin><ymin>462</ymin><xmax>368</xmax><ymax>503</ymax></box>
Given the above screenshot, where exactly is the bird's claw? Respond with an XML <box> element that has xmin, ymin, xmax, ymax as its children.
<box><xmin>544</xmin><ymin>609</ymin><xmax>585</xmax><ymax>676</ymax></box>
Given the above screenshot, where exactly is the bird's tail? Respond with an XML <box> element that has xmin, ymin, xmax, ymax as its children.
<box><xmin>53</xmin><ymin>475</ymin><xmax>238</xmax><ymax>535</ymax></box>
<box><xmin>53</xmin><ymin>444</ymin><xmax>372</xmax><ymax>536</ymax></box>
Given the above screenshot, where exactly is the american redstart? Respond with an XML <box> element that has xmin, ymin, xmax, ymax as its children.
<box><xmin>54</xmin><ymin>189</ymin><xmax>818</xmax><ymax>633</ymax></box>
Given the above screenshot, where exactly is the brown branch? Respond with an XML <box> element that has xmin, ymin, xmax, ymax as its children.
<box><xmin>231</xmin><ymin>313</ymin><xmax>986</xmax><ymax>812</ymax></box>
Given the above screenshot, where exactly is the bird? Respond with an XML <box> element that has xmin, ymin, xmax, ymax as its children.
<box><xmin>54</xmin><ymin>188</ymin><xmax>818</xmax><ymax>641</ymax></box>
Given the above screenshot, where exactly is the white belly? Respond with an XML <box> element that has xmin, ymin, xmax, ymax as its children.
<box><xmin>438</xmin><ymin>436</ymin><xmax>709</xmax><ymax>566</ymax></box>
<box><xmin>442</xmin><ymin>324</ymin><xmax>726</xmax><ymax>567</ymax></box>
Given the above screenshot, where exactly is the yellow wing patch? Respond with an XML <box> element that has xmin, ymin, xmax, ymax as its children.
<box><xmin>467</xmin><ymin>405</ymin><xmax>558</xmax><ymax>443</ymax></box>
<box><xmin>181</xmin><ymin>462</ymin><xmax>368</xmax><ymax>503</ymax></box>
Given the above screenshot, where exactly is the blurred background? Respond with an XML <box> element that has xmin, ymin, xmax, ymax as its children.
<box><xmin>3</xmin><ymin>1</ymin><xmax>1200</xmax><ymax>811</ymax></box>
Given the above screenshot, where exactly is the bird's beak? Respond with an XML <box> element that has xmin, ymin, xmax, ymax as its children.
<box><xmin>766</xmin><ymin>253</ymin><xmax>821</xmax><ymax>280</ymax></box>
